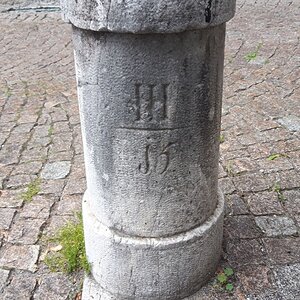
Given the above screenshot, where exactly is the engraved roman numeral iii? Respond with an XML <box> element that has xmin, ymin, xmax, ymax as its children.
<box><xmin>134</xmin><ymin>83</ymin><xmax>169</xmax><ymax>122</ymax></box>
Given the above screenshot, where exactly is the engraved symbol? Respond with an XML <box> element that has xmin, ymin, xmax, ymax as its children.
<box><xmin>138</xmin><ymin>142</ymin><xmax>176</xmax><ymax>175</ymax></box>
<box><xmin>133</xmin><ymin>83</ymin><xmax>169</xmax><ymax>122</ymax></box>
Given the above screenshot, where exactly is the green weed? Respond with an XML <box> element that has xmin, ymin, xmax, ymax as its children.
<box><xmin>45</xmin><ymin>213</ymin><xmax>90</xmax><ymax>274</ymax></box>
<box><xmin>21</xmin><ymin>178</ymin><xmax>41</xmax><ymax>202</ymax></box>
<box><xmin>272</xmin><ymin>183</ymin><xmax>286</xmax><ymax>202</ymax></box>
<box><xmin>3</xmin><ymin>86</ymin><xmax>12</xmax><ymax>97</ymax></box>
<box><xmin>220</xmin><ymin>134</ymin><xmax>225</xmax><ymax>144</ymax></box>
<box><xmin>267</xmin><ymin>153</ymin><xmax>288</xmax><ymax>161</ymax></box>
<box><xmin>48</xmin><ymin>125</ymin><xmax>54</xmax><ymax>136</ymax></box>
<box><xmin>245</xmin><ymin>43</ymin><xmax>263</xmax><ymax>62</ymax></box>
<box><xmin>215</xmin><ymin>267</ymin><xmax>235</xmax><ymax>292</ymax></box>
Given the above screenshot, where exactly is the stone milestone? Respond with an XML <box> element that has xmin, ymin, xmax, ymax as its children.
<box><xmin>61</xmin><ymin>0</ymin><xmax>236</xmax><ymax>299</ymax></box>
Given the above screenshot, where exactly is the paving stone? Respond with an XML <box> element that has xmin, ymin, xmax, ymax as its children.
<box><xmin>246</xmin><ymin>191</ymin><xmax>284</xmax><ymax>216</ymax></box>
<box><xmin>0</xmin><ymin>268</ymin><xmax>10</xmax><ymax>292</ymax></box>
<box><xmin>225</xmin><ymin>216</ymin><xmax>262</xmax><ymax>239</ymax></box>
<box><xmin>44</xmin><ymin>215</ymin><xmax>77</xmax><ymax>236</ymax></box>
<box><xmin>48</xmin><ymin>151</ymin><xmax>73</xmax><ymax>162</ymax></box>
<box><xmin>20</xmin><ymin>195</ymin><xmax>56</xmax><ymax>220</ymax></box>
<box><xmin>63</xmin><ymin>178</ymin><xmax>86</xmax><ymax>195</ymax></box>
<box><xmin>0</xmin><ymin>208</ymin><xmax>16</xmax><ymax>230</ymax></box>
<box><xmin>275</xmin><ymin>170</ymin><xmax>300</xmax><ymax>190</ymax></box>
<box><xmin>11</xmin><ymin>161</ymin><xmax>43</xmax><ymax>176</ymax></box>
<box><xmin>233</xmin><ymin>173</ymin><xmax>276</xmax><ymax>193</ymax></box>
<box><xmin>263</xmin><ymin>237</ymin><xmax>300</xmax><ymax>265</ymax></box>
<box><xmin>20</xmin><ymin>147</ymin><xmax>48</xmax><ymax>163</ymax></box>
<box><xmin>227</xmin><ymin>158</ymin><xmax>259</xmax><ymax>175</ymax></box>
<box><xmin>56</xmin><ymin>194</ymin><xmax>82</xmax><ymax>215</ymax></box>
<box><xmin>277</xmin><ymin>115</ymin><xmax>300</xmax><ymax>132</ymax></box>
<box><xmin>219</xmin><ymin>177</ymin><xmax>236</xmax><ymax>195</ymax></box>
<box><xmin>0</xmin><ymin>244</ymin><xmax>40</xmax><ymax>272</ymax></box>
<box><xmin>39</xmin><ymin>179</ymin><xmax>66</xmax><ymax>195</ymax></box>
<box><xmin>226</xmin><ymin>239</ymin><xmax>266</xmax><ymax>267</ymax></box>
<box><xmin>52</xmin><ymin>121</ymin><xmax>70</xmax><ymax>133</ymax></box>
<box><xmin>8</xmin><ymin>218</ymin><xmax>45</xmax><ymax>244</ymax></box>
<box><xmin>255</xmin><ymin>216</ymin><xmax>298</xmax><ymax>237</ymax></box>
<box><xmin>0</xmin><ymin>144</ymin><xmax>22</xmax><ymax>165</ymax></box>
<box><xmin>50</xmin><ymin>133</ymin><xmax>72</xmax><ymax>152</ymax></box>
<box><xmin>18</xmin><ymin>113</ymin><xmax>38</xmax><ymax>124</ymax></box>
<box><xmin>34</xmin><ymin>272</ymin><xmax>79</xmax><ymax>300</ymax></box>
<box><xmin>273</xmin><ymin>264</ymin><xmax>300</xmax><ymax>300</ymax></box>
<box><xmin>41</xmin><ymin>161</ymin><xmax>71</xmax><ymax>180</ymax></box>
<box><xmin>237</xmin><ymin>265</ymin><xmax>274</xmax><ymax>297</ymax></box>
<box><xmin>5</xmin><ymin>174</ymin><xmax>35</xmax><ymax>188</ymax></box>
<box><xmin>257</xmin><ymin>157</ymin><xmax>294</xmax><ymax>173</ymax></box>
<box><xmin>11</xmin><ymin>123</ymin><xmax>34</xmax><ymax>134</ymax></box>
<box><xmin>0</xmin><ymin>189</ymin><xmax>24</xmax><ymax>208</ymax></box>
<box><xmin>225</xmin><ymin>194</ymin><xmax>249</xmax><ymax>216</ymax></box>
<box><xmin>282</xmin><ymin>189</ymin><xmax>300</xmax><ymax>214</ymax></box>
<box><xmin>1</xmin><ymin>270</ymin><xmax>37</xmax><ymax>300</ymax></box>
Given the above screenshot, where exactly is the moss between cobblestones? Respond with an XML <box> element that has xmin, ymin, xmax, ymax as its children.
<box><xmin>45</xmin><ymin>213</ymin><xmax>90</xmax><ymax>274</ymax></box>
<box><xmin>21</xmin><ymin>178</ymin><xmax>41</xmax><ymax>202</ymax></box>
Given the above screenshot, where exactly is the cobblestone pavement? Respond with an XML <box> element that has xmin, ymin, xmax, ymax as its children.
<box><xmin>0</xmin><ymin>0</ymin><xmax>299</xmax><ymax>299</ymax></box>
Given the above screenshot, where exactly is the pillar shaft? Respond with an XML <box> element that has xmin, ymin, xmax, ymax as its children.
<box><xmin>62</xmin><ymin>0</ymin><xmax>236</xmax><ymax>298</ymax></box>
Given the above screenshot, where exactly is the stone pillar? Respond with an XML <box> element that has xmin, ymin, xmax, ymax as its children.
<box><xmin>61</xmin><ymin>1</ymin><xmax>235</xmax><ymax>299</ymax></box>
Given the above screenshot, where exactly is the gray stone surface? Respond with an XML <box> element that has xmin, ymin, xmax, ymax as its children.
<box><xmin>0</xmin><ymin>244</ymin><xmax>40</xmax><ymax>272</ymax></box>
<box><xmin>0</xmin><ymin>0</ymin><xmax>299</xmax><ymax>299</ymax></box>
<box><xmin>277</xmin><ymin>115</ymin><xmax>300</xmax><ymax>132</ymax></box>
<box><xmin>274</xmin><ymin>264</ymin><xmax>300</xmax><ymax>300</ymax></box>
<box><xmin>74</xmin><ymin>25</ymin><xmax>225</xmax><ymax>238</ymax></box>
<box><xmin>83</xmin><ymin>192</ymin><xmax>224</xmax><ymax>299</ymax></box>
<box><xmin>41</xmin><ymin>161</ymin><xmax>71</xmax><ymax>179</ymax></box>
<box><xmin>0</xmin><ymin>268</ymin><xmax>10</xmax><ymax>291</ymax></box>
<box><xmin>61</xmin><ymin>0</ymin><xmax>236</xmax><ymax>33</ymax></box>
<box><xmin>70</xmin><ymin>0</ymin><xmax>234</xmax><ymax>296</ymax></box>
<box><xmin>0</xmin><ymin>208</ymin><xmax>16</xmax><ymax>230</ymax></box>
<box><xmin>255</xmin><ymin>216</ymin><xmax>298</xmax><ymax>237</ymax></box>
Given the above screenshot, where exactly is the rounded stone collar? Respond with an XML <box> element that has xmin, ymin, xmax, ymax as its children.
<box><xmin>61</xmin><ymin>0</ymin><xmax>236</xmax><ymax>33</ymax></box>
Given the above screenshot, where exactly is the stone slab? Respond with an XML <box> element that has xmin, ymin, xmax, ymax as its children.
<box><xmin>255</xmin><ymin>216</ymin><xmax>298</xmax><ymax>237</ymax></box>
<box><xmin>0</xmin><ymin>244</ymin><xmax>40</xmax><ymax>272</ymax></box>
<box><xmin>41</xmin><ymin>161</ymin><xmax>71</xmax><ymax>179</ymax></box>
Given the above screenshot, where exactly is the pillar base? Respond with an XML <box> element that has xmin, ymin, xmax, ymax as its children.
<box><xmin>82</xmin><ymin>191</ymin><xmax>224</xmax><ymax>300</ymax></box>
<box><xmin>82</xmin><ymin>275</ymin><xmax>213</xmax><ymax>300</ymax></box>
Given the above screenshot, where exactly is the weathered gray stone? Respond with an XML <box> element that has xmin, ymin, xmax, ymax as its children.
<box><xmin>274</xmin><ymin>264</ymin><xmax>300</xmax><ymax>300</ymax></box>
<box><xmin>277</xmin><ymin>115</ymin><xmax>300</xmax><ymax>132</ymax></box>
<box><xmin>1</xmin><ymin>270</ymin><xmax>37</xmax><ymax>300</ymax></box>
<box><xmin>0</xmin><ymin>244</ymin><xmax>40</xmax><ymax>272</ymax></box>
<box><xmin>64</xmin><ymin>0</ymin><xmax>235</xmax><ymax>298</ymax></box>
<box><xmin>61</xmin><ymin>0</ymin><xmax>236</xmax><ymax>33</ymax></box>
<box><xmin>0</xmin><ymin>189</ymin><xmax>23</xmax><ymax>208</ymax></box>
<box><xmin>41</xmin><ymin>161</ymin><xmax>71</xmax><ymax>179</ymax></box>
<box><xmin>20</xmin><ymin>195</ymin><xmax>56</xmax><ymax>220</ymax></box>
<box><xmin>0</xmin><ymin>268</ymin><xmax>10</xmax><ymax>292</ymax></box>
<box><xmin>255</xmin><ymin>216</ymin><xmax>298</xmax><ymax>237</ymax></box>
<box><xmin>8</xmin><ymin>218</ymin><xmax>45</xmax><ymax>244</ymax></box>
<box><xmin>34</xmin><ymin>272</ymin><xmax>78</xmax><ymax>300</ymax></box>
<box><xmin>83</xmin><ymin>192</ymin><xmax>224</xmax><ymax>299</ymax></box>
<box><xmin>0</xmin><ymin>208</ymin><xmax>16</xmax><ymax>230</ymax></box>
<box><xmin>74</xmin><ymin>26</ymin><xmax>225</xmax><ymax>238</ymax></box>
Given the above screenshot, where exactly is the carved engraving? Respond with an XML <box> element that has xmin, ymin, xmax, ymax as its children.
<box><xmin>138</xmin><ymin>142</ymin><xmax>176</xmax><ymax>175</ymax></box>
<box><xmin>133</xmin><ymin>83</ymin><xmax>169</xmax><ymax>122</ymax></box>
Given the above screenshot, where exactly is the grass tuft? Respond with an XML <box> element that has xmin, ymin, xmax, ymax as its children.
<box><xmin>45</xmin><ymin>212</ymin><xmax>90</xmax><ymax>274</ymax></box>
<box><xmin>245</xmin><ymin>43</ymin><xmax>263</xmax><ymax>62</ymax></box>
<box><xmin>21</xmin><ymin>178</ymin><xmax>41</xmax><ymax>202</ymax></box>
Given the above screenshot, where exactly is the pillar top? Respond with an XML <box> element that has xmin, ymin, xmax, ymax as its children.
<box><xmin>61</xmin><ymin>0</ymin><xmax>236</xmax><ymax>34</ymax></box>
